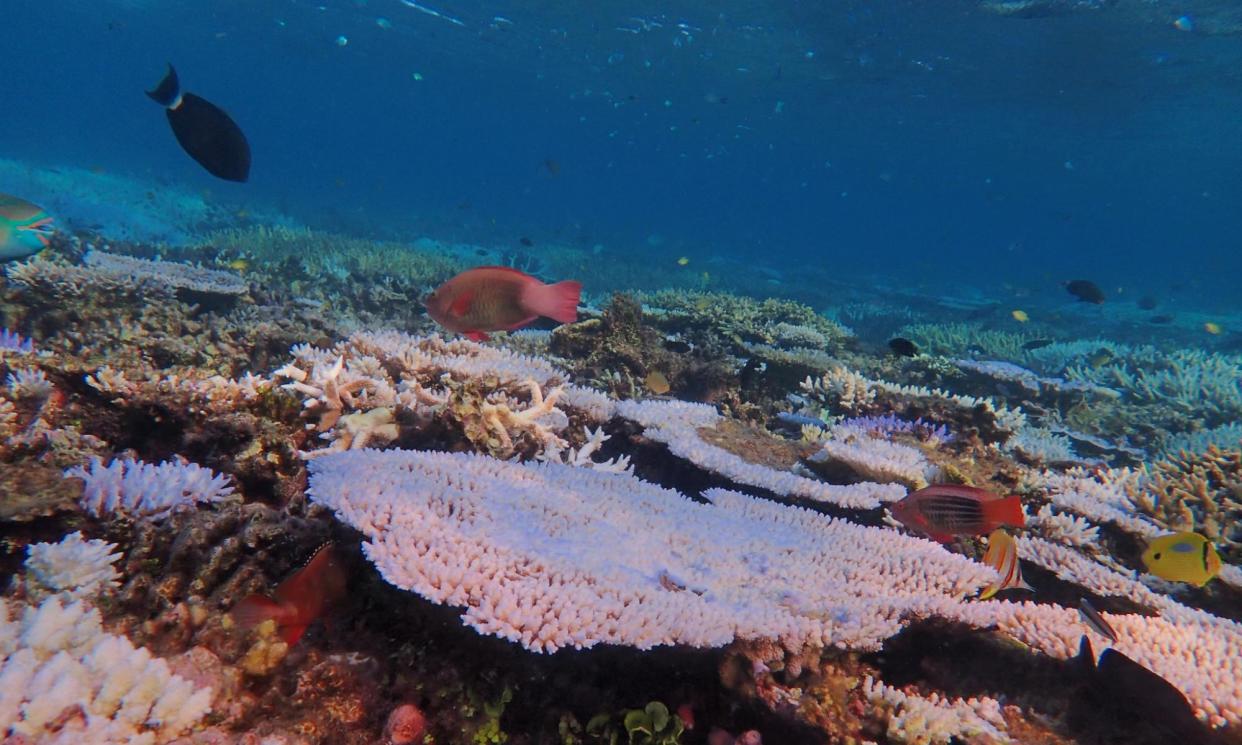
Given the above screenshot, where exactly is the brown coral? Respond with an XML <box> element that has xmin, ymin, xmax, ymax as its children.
<box><xmin>1135</xmin><ymin>444</ymin><xmax>1242</xmax><ymax>561</ymax></box>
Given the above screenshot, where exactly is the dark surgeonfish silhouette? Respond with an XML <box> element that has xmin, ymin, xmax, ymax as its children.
<box><xmin>147</xmin><ymin>64</ymin><xmax>251</xmax><ymax>182</ymax></box>
<box><xmin>1074</xmin><ymin>635</ymin><xmax>1219</xmax><ymax>745</ymax></box>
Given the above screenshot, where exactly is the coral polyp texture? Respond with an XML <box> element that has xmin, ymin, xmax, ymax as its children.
<box><xmin>0</xmin><ymin>595</ymin><xmax>213</xmax><ymax>743</ymax></box>
<box><xmin>65</xmin><ymin>457</ymin><xmax>236</xmax><ymax>520</ymax></box>
<box><xmin>22</xmin><ymin>531</ymin><xmax>121</xmax><ymax>601</ymax></box>
<box><xmin>307</xmin><ymin>449</ymin><xmax>993</xmax><ymax>653</ymax></box>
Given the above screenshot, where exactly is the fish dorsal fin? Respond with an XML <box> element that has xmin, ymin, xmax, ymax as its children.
<box><xmin>449</xmin><ymin>290</ymin><xmax>475</xmax><ymax>318</ymax></box>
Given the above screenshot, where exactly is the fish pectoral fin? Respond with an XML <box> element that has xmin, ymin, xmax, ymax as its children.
<box><xmin>449</xmin><ymin>291</ymin><xmax>475</xmax><ymax>318</ymax></box>
<box><xmin>465</xmin><ymin>331</ymin><xmax>490</xmax><ymax>342</ymax></box>
<box><xmin>280</xmin><ymin>623</ymin><xmax>310</xmax><ymax>645</ymax></box>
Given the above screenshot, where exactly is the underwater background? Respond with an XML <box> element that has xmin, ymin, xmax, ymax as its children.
<box><xmin>3</xmin><ymin>2</ymin><xmax>1242</xmax><ymax>745</ymax></box>
<box><xmin>7</xmin><ymin>0</ymin><xmax>1242</xmax><ymax>297</ymax></box>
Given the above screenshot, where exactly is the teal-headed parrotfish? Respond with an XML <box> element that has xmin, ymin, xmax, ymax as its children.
<box><xmin>0</xmin><ymin>193</ymin><xmax>54</xmax><ymax>261</ymax></box>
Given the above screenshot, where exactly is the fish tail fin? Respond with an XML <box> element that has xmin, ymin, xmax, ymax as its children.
<box><xmin>982</xmin><ymin>495</ymin><xmax>1026</xmax><ymax>528</ymax></box>
<box><xmin>230</xmin><ymin>594</ymin><xmax>286</xmax><ymax>630</ymax></box>
<box><xmin>146</xmin><ymin>63</ymin><xmax>180</xmax><ymax>107</ymax></box>
<box><xmin>526</xmin><ymin>280</ymin><xmax>581</xmax><ymax>324</ymax></box>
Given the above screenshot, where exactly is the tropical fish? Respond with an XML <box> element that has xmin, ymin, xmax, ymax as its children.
<box><xmin>147</xmin><ymin>64</ymin><xmax>251</xmax><ymax>182</ymax></box>
<box><xmin>1203</xmin><ymin>321</ymin><xmax>1222</xmax><ymax>335</ymax></box>
<box><xmin>1148</xmin><ymin>314</ymin><xmax>1175</xmax><ymax>324</ymax></box>
<box><xmin>677</xmin><ymin>256</ymin><xmax>690</xmax><ymax>266</ymax></box>
<box><xmin>1063</xmin><ymin>279</ymin><xmax>1105</xmax><ymax>304</ymax></box>
<box><xmin>231</xmin><ymin>543</ymin><xmax>347</xmax><ymax>644</ymax></box>
<box><xmin>888</xmin><ymin>337</ymin><xmax>919</xmax><ymax>357</ymax></box>
<box><xmin>1136</xmin><ymin>295</ymin><xmax>1158</xmax><ymax>310</ymax></box>
<box><xmin>644</xmin><ymin>370</ymin><xmax>671</xmax><ymax>395</ymax></box>
<box><xmin>1077</xmin><ymin>597</ymin><xmax>1118</xmax><ymax>643</ymax></box>
<box><xmin>1075</xmin><ymin>635</ymin><xmax>1215</xmax><ymax>745</ymax></box>
<box><xmin>424</xmin><ymin>266</ymin><xmax>581</xmax><ymax>341</ymax></box>
<box><xmin>1022</xmin><ymin>338</ymin><xmax>1053</xmax><ymax>350</ymax></box>
<box><xmin>519</xmin><ymin>236</ymin><xmax>534</xmax><ymax>247</ymax></box>
<box><xmin>978</xmin><ymin>529</ymin><xmax>1033</xmax><ymax>599</ymax></box>
<box><xmin>889</xmin><ymin>485</ymin><xmax>1025</xmax><ymax>543</ymax></box>
<box><xmin>0</xmin><ymin>194</ymin><xmax>55</xmax><ymax>261</ymax></box>
<box><xmin>1141</xmin><ymin>531</ymin><xmax>1221</xmax><ymax>587</ymax></box>
<box><xmin>1011</xmin><ymin>309</ymin><xmax>1029</xmax><ymax>323</ymax></box>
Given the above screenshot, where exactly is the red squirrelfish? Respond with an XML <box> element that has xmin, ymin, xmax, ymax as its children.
<box><xmin>424</xmin><ymin>266</ymin><xmax>581</xmax><ymax>341</ymax></box>
<box><xmin>230</xmin><ymin>543</ymin><xmax>347</xmax><ymax>645</ymax></box>
<box><xmin>889</xmin><ymin>484</ymin><xmax>1025</xmax><ymax>544</ymax></box>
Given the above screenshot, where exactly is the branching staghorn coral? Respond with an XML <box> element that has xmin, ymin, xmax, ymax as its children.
<box><xmin>273</xmin><ymin>331</ymin><xmax>613</xmax><ymax>459</ymax></box>
<box><xmin>1133</xmin><ymin>445</ymin><xmax>1242</xmax><ymax>561</ymax></box>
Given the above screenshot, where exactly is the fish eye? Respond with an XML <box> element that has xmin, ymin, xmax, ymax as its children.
<box><xmin>1153</xmin><ymin>552</ymin><xmax>1162</xmax><ymax>560</ymax></box>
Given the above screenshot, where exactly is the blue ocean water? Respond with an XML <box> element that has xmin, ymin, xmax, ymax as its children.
<box><xmin>5</xmin><ymin>0</ymin><xmax>1242</xmax><ymax>302</ymax></box>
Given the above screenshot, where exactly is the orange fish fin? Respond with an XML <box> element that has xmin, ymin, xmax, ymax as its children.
<box><xmin>523</xmin><ymin>279</ymin><xmax>581</xmax><ymax>324</ymax></box>
<box><xmin>449</xmin><ymin>290</ymin><xmax>475</xmax><ymax>318</ymax></box>
<box><xmin>231</xmin><ymin>594</ymin><xmax>286</xmax><ymax>629</ymax></box>
<box><xmin>981</xmin><ymin>495</ymin><xmax>1026</xmax><ymax>528</ymax></box>
<box><xmin>465</xmin><ymin>331</ymin><xmax>490</xmax><ymax>342</ymax></box>
<box><xmin>280</xmin><ymin>624</ymin><xmax>310</xmax><ymax>645</ymax></box>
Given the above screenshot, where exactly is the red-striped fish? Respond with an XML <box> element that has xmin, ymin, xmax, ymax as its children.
<box><xmin>979</xmin><ymin>529</ymin><xmax>1034</xmax><ymax>599</ymax></box>
<box><xmin>889</xmin><ymin>484</ymin><xmax>1025</xmax><ymax>543</ymax></box>
<box><xmin>230</xmin><ymin>544</ymin><xmax>347</xmax><ymax>645</ymax></box>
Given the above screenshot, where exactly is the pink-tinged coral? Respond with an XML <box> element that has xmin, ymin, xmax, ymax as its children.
<box><xmin>384</xmin><ymin>703</ymin><xmax>427</xmax><ymax>744</ymax></box>
<box><xmin>308</xmin><ymin>449</ymin><xmax>992</xmax><ymax>653</ymax></box>
<box><xmin>64</xmin><ymin>456</ymin><xmax>235</xmax><ymax>520</ymax></box>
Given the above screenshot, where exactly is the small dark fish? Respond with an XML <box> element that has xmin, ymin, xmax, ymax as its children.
<box><xmin>543</xmin><ymin>158</ymin><xmax>560</xmax><ymax>176</ymax></box>
<box><xmin>1064</xmin><ymin>279</ymin><xmax>1106</xmax><ymax>304</ymax></box>
<box><xmin>1148</xmin><ymin>314</ymin><xmax>1175</xmax><ymax>325</ymax></box>
<box><xmin>662</xmin><ymin>338</ymin><xmax>692</xmax><ymax>353</ymax></box>
<box><xmin>1076</xmin><ymin>636</ymin><xmax>1215</xmax><ymax>745</ymax></box>
<box><xmin>519</xmin><ymin>236</ymin><xmax>534</xmax><ymax>247</ymax></box>
<box><xmin>1136</xmin><ymin>295</ymin><xmax>1159</xmax><ymax>311</ymax></box>
<box><xmin>147</xmin><ymin>64</ymin><xmax>251</xmax><ymax>182</ymax></box>
<box><xmin>1078</xmin><ymin>598</ymin><xmax>1118</xmax><ymax>643</ymax></box>
<box><xmin>1022</xmin><ymin>338</ymin><xmax>1054</xmax><ymax>350</ymax></box>
<box><xmin>888</xmin><ymin>337</ymin><xmax>919</xmax><ymax>357</ymax></box>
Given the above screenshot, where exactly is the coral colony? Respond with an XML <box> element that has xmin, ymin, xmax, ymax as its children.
<box><xmin>1</xmin><ymin>227</ymin><xmax>1241</xmax><ymax>745</ymax></box>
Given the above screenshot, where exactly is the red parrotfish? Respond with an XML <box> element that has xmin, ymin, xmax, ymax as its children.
<box><xmin>424</xmin><ymin>266</ymin><xmax>581</xmax><ymax>341</ymax></box>
<box><xmin>230</xmin><ymin>543</ymin><xmax>347</xmax><ymax>644</ymax></box>
<box><xmin>889</xmin><ymin>484</ymin><xmax>1025</xmax><ymax>543</ymax></box>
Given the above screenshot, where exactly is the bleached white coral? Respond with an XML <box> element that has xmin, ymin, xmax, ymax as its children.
<box><xmin>617</xmin><ymin>398</ymin><xmax>904</xmax><ymax>509</ymax></box>
<box><xmin>1028</xmin><ymin>504</ymin><xmax>1100</xmax><ymax>549</ymax></box>
<box><xmin>6</xmin><ymin>367</ymin><xmax>53</xmax><ymax>399</ymax></box>
<box><xmin>807</xmin><ymin>426</ymin><xmax>938</xmax><ymax>489</ymax></box>
<box><xmin>308</xmin><ymin>449</ymin><xmax>991</xmax><ymax>654</ymax></box>
<box><xmin>24</xmin><ymin>531</ymin><xmax>121</xmax><ymax>601</ymax></box>
<box><xmin>0</xmin><ymin>595</ymin><xmax>212</xmax><ymax>742</ymax></box>
<box><xmin>862</xmin><ymin>676</ymin><xmax>1009</xmax><ymax>744</ymax></box>
<box><xmin>539</xmin><ymin>427</ymin><xmax>633</xmax><ymax>474</ymax></box>
<box><xmin>65</xmin><ymin>457</ymin><xmax>235</xmax><ymax>520</ymax></box>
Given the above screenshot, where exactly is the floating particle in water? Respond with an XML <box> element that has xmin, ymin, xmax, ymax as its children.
<box><xmin>376</xmin><ymin>17</ymin><xmax>392</xmax><ymax>29</ymax></box>
<box><xmin>336</xmin><ymin>35</ymin><xmax>349</xmax><ymax>46</ymax></box>
<box><xmin>412</xmin><ymin>72</ymin><xmax>424</xmax><ymax>81</ymax></box>
<box><xmin>1173</xmin><ymin>15</ymin><xmax>1194</xmax><ymax>31</ymax></box>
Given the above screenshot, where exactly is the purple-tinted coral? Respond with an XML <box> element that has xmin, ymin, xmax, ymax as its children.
<box><xmin>0</xmin><ymin>328</ymin><xmax>34</xmax><ymax>354</ymax></box>
<box><xmin>838</xmin><ymin>413</ymin><xmax>953</xmax><ymax>444</ymax></box>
